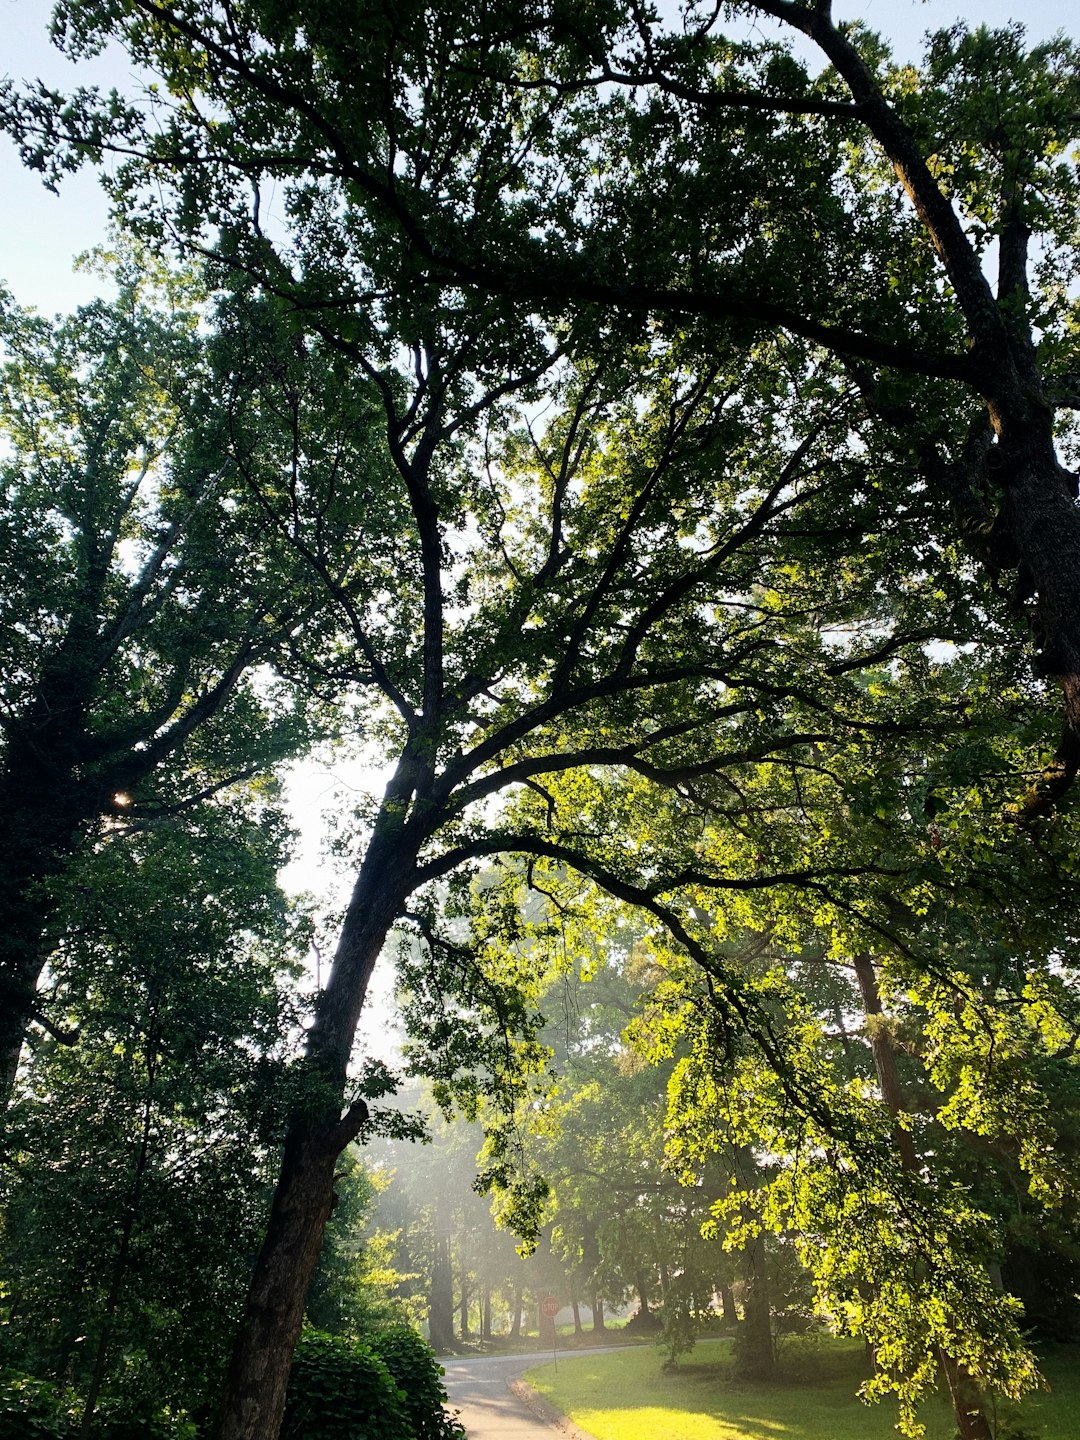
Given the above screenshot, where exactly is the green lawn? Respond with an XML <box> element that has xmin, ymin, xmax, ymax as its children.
<box><xmin>523</xmin><ymin>1336</ymin><xmax>1080</xmax><ymax>1440</ymax></box>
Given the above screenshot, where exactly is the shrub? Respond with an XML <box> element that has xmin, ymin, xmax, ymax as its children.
<box><xmin>0</xmin><ymin>1374</ymin><xmax>75</xmax><ymax>1439</ymax></box>
<box><xmin>89</xmin><ymin>1405</ymin><xmax>195</xmax><ymax>1440</ymax></box>
<box><xmin>282</xmin><ymin>1331</ymin><xmax>411</xmax><ymax>1440</ymax></box>
<box><xmin>366</xmin><ymin>1328</ymin><xmax>464</xmax><ymax>1440</ymax></box>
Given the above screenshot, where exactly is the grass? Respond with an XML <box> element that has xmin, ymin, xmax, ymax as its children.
<box><xmin>523</xmin><ymin>1335</ymin><xmax>1080</xmax><ymax>1440</ymax></box>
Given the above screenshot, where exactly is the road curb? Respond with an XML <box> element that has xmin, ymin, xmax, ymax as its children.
<box><xmin>508</xmin><ymin>1377</ymin><xmax>600</xmax><ymax>1440</ymax></box>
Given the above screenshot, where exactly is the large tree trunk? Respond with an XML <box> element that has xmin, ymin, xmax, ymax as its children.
<box><xmin>940</xmin><ymin>1352</ymin><xmax>994</xmax><ymax>1440</ymax></box>
<box><xmin>215</xmin><ymin>789</ymin><xmax>423</xmax><ymax>1440</ymax></box>
<box><xmin>784</xmin><ymin>3</ymin><xmax>1080</xmax><ymax>816</ymax></box>
<box><xmin>215</xmin><ymin>1121</ymin><xmax>345</xmax><ymax>1440</ymax></box>
<box><xmin>0</xmin><ymin>768</ymin><xmax>85</xmax><ymax>1110</ymax></box>
<box><xmin>720</xmin><ymin>1283</ymin><xmax>737</xmax><ymax>1326</ymax></box>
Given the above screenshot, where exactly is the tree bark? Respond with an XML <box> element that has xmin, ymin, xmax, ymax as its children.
<box><xmin>738</xmin><ymin>1233</ymin><xmax>774</xmax><ymax>1381</ymax></box>
<box><xmin>0</xmin><ymin>764</ymin><xmax>87</xmax><ymax>1110</ymax></box>
<box><xmin>852</xmin><ymin>953</ymin><xmax>917</xmax><ymax>1171</ymax></box>
<box><xmin>215</xmin><ymin>1123</ymin><xmax>342</xmax><ymax>1440</ymax></box>
<box><xmin>941</xmin><ymin>1352</ymin><xmax>994</xmax><ymax>1440</ymax></box>
<box><xmin>591</xmin><ymin>1293</ymin><xmax>606</xmax><ymax>1334</ymax></box>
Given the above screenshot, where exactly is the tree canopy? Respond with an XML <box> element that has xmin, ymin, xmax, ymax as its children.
<box><xmin>2</xmin><ymin>4</ymin><xmax>1080</xmax><ymax>1439</ymax></box>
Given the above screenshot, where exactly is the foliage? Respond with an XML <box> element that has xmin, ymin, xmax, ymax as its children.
<box><xmin>366</xmin><ymin>1327</ymin><xmax>465</xmax><ymax>1440</ymax></box>
<box><xmin>0</xmin><ymin>785</ymin><xmax>306</xmax><ymax>1424</ymax></box>
<box><xmin>0</xmin><ymin>1373</ymin><xmax>77</xmax><ymax>1439</ymax></box>
<box><xmin>5</xmin><ymin>4</ymin><xmax>1080</xmax><ymax>1436</ymax></box>
<box><xmin>0</xmin><ymin>251</ymin><xmax>389</xmax><ymax>1103</ymax></box>
<box><xmin>306</xmin><ymin>1148</ymin><xmax>434</xmax><ymax>1339</ymax></box>
<box><xmin>282</xmin><ymin>1329</ymin><xmax>463</xmax><ymax>1440</ymax></box>
<box><xmin>282</xmin><ymin>1333</ymin><xmax>408</xmax><ymax>1440</ymax></box>
<box><xmin>0</xmin><ymin>1371</ymin><xmax>196</xmax><ymax>1439</ymax></box>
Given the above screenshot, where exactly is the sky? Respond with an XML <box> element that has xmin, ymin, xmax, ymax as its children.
<box><xmin>1</xmin><ymin>0</ymin><xmax>1077</xmax><ymax>1054</ymax></box>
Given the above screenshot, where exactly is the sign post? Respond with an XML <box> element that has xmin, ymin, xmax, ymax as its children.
<box><xmin>541</xmin><ymin>1295</ymin><xmax>559</xmax><ymax>1370</ymax></box>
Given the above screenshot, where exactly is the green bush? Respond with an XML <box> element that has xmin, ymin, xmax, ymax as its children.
<box><xmin>0</xmin><ymin>1372</ymin><xmax>195</xmax><ymax>1440</ymax></box>
<box><xmin>0</xmin><ymin>1373</ymin><xmax>74</xmax><ymax>1439</ymax></box>
<box><xmin>282</xmin><ymin>1331</ymin><xmax>411</xmax><ymax>1440</ymax></box>
<box><xmin>90</xmin><ymin>1407</ymin><xmax>195</xmax><ymax>1440</ymax></box>
<box><xmin>366</xmin><ymin>1328</ymin><xmax>464</xmax><ymax>1440</ymax></box>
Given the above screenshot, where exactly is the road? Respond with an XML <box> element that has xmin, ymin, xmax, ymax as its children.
<box><xmin>440</xmin><ymin>1348</ymin><xmax>602</xmax><ymax>1440</ymax></box>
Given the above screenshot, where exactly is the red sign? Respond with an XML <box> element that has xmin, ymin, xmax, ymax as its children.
<box><xmin>541</xmin><ymin>1296</ymin><xmax>559</xmax><ymax>1318</ymax></box>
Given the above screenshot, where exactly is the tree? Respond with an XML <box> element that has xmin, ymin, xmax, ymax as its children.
<box><xmin>5</xmin><ymin>3</ymin><xmax>1078</xmax><ymax>795</ymax></box>
<box><xmin>447</xmin><ymin>645</ymin><xmax>1080</xmax><ymax>1434</ymax></box>
<box><xmin>514</xmin><ymin>926</ymin><xmax>724</xmax><ymax>1348</ymax></box>
<box><xmin>4</xmin><ymin>6</ymin><xmax>1080</xmax><ymax>1437</ymax></box>
<box><xmin>0</xmin><ymin>785</ymin><xmax>306</xmax><ymax>1432</ymax></box>
<box><xmin>0</xmin><ymin>258</ymin><xmax>392</xmax><ymax>1107</ymax></box>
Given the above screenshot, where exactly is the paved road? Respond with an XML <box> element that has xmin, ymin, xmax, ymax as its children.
<box><xmin>441</xmin><ymin>1349</ymin><xmax>602</xmax><ymax>1440</ymax></box>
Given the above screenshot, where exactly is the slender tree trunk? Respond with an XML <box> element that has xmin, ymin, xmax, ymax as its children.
<box><xmin>635</xmin><ymin>1270</ymin><xmax>651</xmax><ymax>1319</ymax></box>
<box><xmin>592</xmin><ymin>1293</ymin><xmax>606</xmax><ymax>1334</ymax></box>
<box><xmin>738</xmin><ymin>1233</ymin><xmax>774</xmax><ymax>1381</ymax></box>
<box><xmin>571</xmin><ymin>1297</ymin><xmax>583</xmax><ymax>1336</ymax></box>
<box><xmin>854</xmin><ymin>953</ymin><xmax>992</xmax><ymax>1440</ymax></box>
<box><xmin>428</xmin><ymin>1233</ymin><xmax>454</xmax><ymax>1352</ymax></box>
<box><xmin>509</xmin><ymin>1284</ymin><xmax>523</xmax><ymax>1340</ymax></box>
<box><xmin>730</xmin><ymin>1144</ymin><xmax>773</xmax><ymax>1379</ymax></box>
<box><xmin>852</xmin><ymin>953</ymin><xmax>917</xmax><ymax>1171</ymax></box>
<box><xmin>481</xmin><ymin>1286</ymin><xmax>492</xmax><ymax>1341</ymax></box>
<box><xmin>80</xmin><ymin>1051</ymin><xmax>158</xmax><ymax>1434</ymax></box>
<box><xmin>459</xmin><ymin>1266</ymin><xmax>472</xmax><ymax>1340</ymax></box>
<box><xmin>720</xmin><ymin>1283</ymin><xmax>737</xmax><ymax>1326</ymax></box>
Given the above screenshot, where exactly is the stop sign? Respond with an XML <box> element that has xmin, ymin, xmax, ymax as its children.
<box><xmin>541</xmin><ymin>1296</ymin><xmax>559</xmax><ymax>1318</ymax></box>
